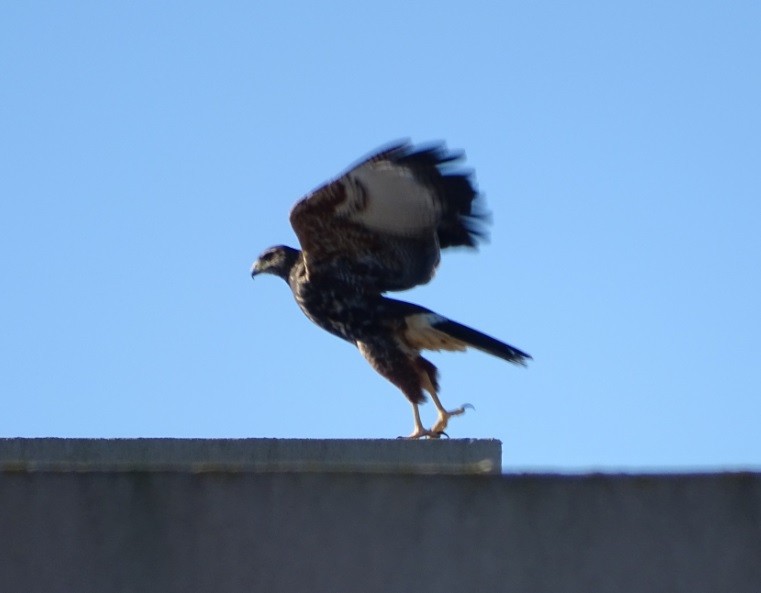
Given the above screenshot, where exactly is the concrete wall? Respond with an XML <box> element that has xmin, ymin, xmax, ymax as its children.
<box><xmin>1</xmin><ymin>439</ymin><xmax>760</xmax><ymax>593</ymax></box>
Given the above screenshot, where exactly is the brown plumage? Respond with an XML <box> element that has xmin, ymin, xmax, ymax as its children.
<box><xmin>251</xmin><ymin>141</ymin><xmax>530</xmax><ymax>438</ymax></box>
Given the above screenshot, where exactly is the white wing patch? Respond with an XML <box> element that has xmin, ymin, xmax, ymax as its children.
<box><xmin>403</xmin><ymin>313</ymin><xmax>468</xmax><ymax>352</ymax></box>
<box><xmin>342</xmin><ymin>162</ymin><xmax>441</xmax><ymax>237</ymax></box>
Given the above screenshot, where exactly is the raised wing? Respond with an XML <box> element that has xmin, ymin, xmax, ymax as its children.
<box><xmin>289</xmin><ymin>141</ymin><xmax>488</xmax><ymax>293</ymax></box>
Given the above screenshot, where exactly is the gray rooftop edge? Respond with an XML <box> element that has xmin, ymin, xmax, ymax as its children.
<box><xmin>0</xmin><ymin>438</ymin><xmax>502</xmax><ymax>474</ymax></box>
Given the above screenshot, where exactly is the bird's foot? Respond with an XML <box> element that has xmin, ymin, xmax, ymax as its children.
<box><xmin>430</xmin><ymin>403</ymin><xmax>475</xmax><ymax>435</ymax></box>
<box><xmin>402</xmin><ymin>427</ymin><xmax>446</xmax><ymax>440</ymax></box>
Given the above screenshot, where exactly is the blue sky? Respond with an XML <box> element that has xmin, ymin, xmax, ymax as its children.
<box><xmin>2</xmin><ymin>2</ymin><xmax>759</xmax><ymax>471</ymax></box>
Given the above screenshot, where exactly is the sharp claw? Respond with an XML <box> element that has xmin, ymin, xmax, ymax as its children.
<box><xmin>438</xmin><ymin>431</ymin><xmax>450</xmax><ymax>439</ymax></box>
<box><xmin>462</xmin><ymin>403</ymin><xmax>475</xmax><ymax>412</ymax></box>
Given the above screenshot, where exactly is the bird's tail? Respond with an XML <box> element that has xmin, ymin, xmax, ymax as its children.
<box><xmin>433</xmin><ymin>318</ymin><xmax>531</xmax><ymax>365</ymax></box>
<box><xmin>403</xmin><ymin>311</ymin><xmax>532</xmax><ymax>366</ymax></box>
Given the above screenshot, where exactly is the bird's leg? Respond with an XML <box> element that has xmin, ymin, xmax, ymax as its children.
<box><xmin>405</xmin><ymin>402</ymin><xmax>443</xmax><ymax>439</ymax></box>
<box><xmin>428</xmin><ymin>391</ymin><xmax>474</xmax><ymax>435</ymax></box>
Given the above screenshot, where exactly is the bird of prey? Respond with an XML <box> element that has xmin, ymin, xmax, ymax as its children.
<box><xmin>251</xmin><ymin>141</ymin><xmax>530</xmax><ymax>438</ymax></box>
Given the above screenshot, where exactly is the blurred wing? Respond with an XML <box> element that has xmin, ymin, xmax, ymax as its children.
<box><xmin>289</xmin><ymin>141</ymin><xmax>488</xmax><ymax>292</ymax></box>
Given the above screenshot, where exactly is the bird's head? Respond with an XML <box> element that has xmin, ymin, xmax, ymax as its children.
<box><xmin>250</xmin><ymin>245</ymin><xmax>300</xmax><ymax>281</ymax></box>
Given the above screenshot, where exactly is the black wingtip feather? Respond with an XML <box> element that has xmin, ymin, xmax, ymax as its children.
<box><xmin>350</xmin><ymin>140</ymin><xmax>491</xmax><ymax>249</ymax></box>
<box><xmin>392</xmin><ymin>142</ymin><xmax>490</xmax><ymax>250</ymax></box>
<box><xmin>432</xmin><ymin>318</ymin><xmax>532</xmax><ymax>366</ymax></box>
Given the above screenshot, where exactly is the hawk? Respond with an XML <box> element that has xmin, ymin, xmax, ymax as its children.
<box><xmin>251</xmin><ymin>141</ymin><xmax>531</xmax><ymax>438</ymax></box>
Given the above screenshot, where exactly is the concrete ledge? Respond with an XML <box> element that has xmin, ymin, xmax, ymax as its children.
<box><xmin>0</xmin><ymin>438</ymin><xmax>501</xmax><ymax>474</ymax></box>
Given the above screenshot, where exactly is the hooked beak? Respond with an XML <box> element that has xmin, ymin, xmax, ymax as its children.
<box><xmin>250</xmin><ymin>262</ymin><xmax>260</xmax><ymax>279</ymax></box>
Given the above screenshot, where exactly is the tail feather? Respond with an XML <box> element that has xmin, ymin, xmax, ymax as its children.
<box><xmin>431</xmin><ymin>318</ymin><xmax>531</xmax><ymax>366</ymax></box>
